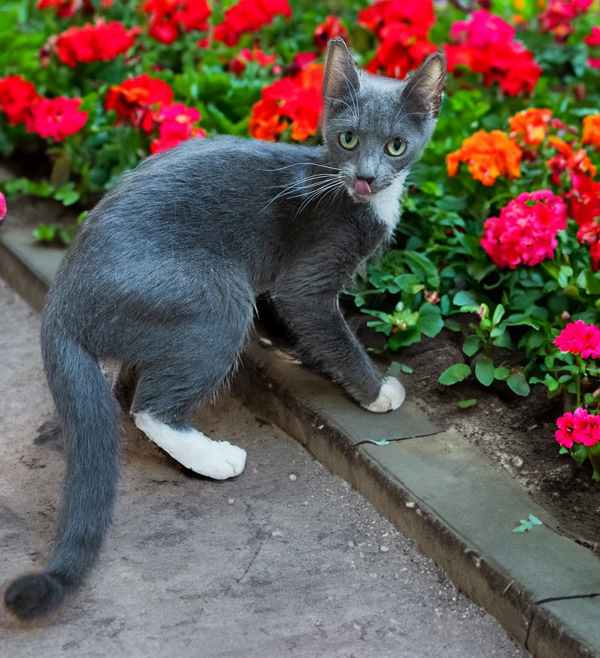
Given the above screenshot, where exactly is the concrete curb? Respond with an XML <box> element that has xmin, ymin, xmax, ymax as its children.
<box><xmin>2</xmin><ymin>223</ymin><xmax>600</xmax><ymax>657</ymax></box>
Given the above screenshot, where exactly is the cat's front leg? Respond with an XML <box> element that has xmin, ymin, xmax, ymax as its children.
<box><xmin>273</xmin><ymin>295</ymin><xmax>405</xmax><ymax>412</ymax></box>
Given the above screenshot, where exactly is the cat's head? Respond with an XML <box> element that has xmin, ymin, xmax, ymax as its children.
<box><xmin>322</xmin><ymin>37</ymin><xmax>446</xmax><ymax>203</ymax></box>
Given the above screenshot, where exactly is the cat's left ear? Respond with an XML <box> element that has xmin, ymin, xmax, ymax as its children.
<box><xmin>322</xmin><ymin>37</ymin><xmax>360</xmax><ymax>116</ymax></box>
<box><xmin>401</xmin><ymin>53</ymin><xmax>446</xmax><ymax>119</ymax></box>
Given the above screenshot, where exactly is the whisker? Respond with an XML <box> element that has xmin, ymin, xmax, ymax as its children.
<box><xmin>261</xmin><ymin>173</ymin><xmax>340</xmax><ymax>211</ymax></box>
<box><xmin>261</xmin><ymin>162</ymin><xmax>340</xmax><ymax>172</ymax></box>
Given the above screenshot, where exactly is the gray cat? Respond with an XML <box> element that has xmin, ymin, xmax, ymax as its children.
<box><xmin>4</xmin><ymin>38</ymin><xmax>445</xmax><ymax>622</ymax></box>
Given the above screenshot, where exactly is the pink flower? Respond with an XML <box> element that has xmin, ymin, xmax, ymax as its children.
<box><xmin>25</xmin><ymin>97</ymin><xmax>88</xmax><ymax>141</ymax></box>
<box><xmin>444</xmin><ymin>10</ymin><xmax>541</xmax><ymax>96</ymax></box>
<box><xmin>150</xmin><ymin>103</ymin><xmax>206</xmax><ymax>154</ymax></box>
<box><xmin>0</xmin><ymin>192</ymin><xmax>6</xmax><ymax>221</ymax></box>
<box><xmin>480</xmin><ymin>190</ymin><xmax>567</xmax><ymax>269</ymax></box>
<box><xmin>554</xmin><ymin>320</ymin><xmax>600</xmax><ymax>359</ymax></box>
<box><xmin>555</xmin><ymin>407</ymin><xmax>598</xmax><ymax>448</ymax></box>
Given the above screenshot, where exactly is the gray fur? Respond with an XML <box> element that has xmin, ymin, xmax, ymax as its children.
<box><xmin>4</xmin><ymin>38</ymin><xmax>445</xmax><ymax>621</ymax></box>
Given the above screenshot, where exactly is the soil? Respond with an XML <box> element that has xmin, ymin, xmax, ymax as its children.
<box><xmin>396</xmin><ymin>326</ymin><xmax>600</xmax><ymax>555</ymax></box>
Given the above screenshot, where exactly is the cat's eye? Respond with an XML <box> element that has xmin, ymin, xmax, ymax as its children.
<box><xmin>386</xmin><ymin>138</ymin><xmax>407</xmax><ymax>157</ymax></box>
<box><xmin>339</xmin><ymin>131</ymin><xmax>359</xmax><ymax>150</ymax></box>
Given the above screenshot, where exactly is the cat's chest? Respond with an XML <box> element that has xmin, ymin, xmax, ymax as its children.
<box><xmin>369</xmin><ymin>175</ymin><xmax>406</xmax><ymax>232</ymax></box>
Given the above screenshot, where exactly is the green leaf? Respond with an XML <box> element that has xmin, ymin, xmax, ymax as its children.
<box><xmin>492</xmin><ymin>304</ymin><xmax>505</xmax><ymax>326</ymax></box>
<box><xmin>439</xmin><ymin>363</ymin><xmax>472</xmax><ymax>385</ymax></box>
<box><xmin>458</xmin><ymin>398</ymin><xmax>478</xmax><ymax>409</ymax></box>
<box><xmin>474</xmin><ymin>354</ymin><xmax>495</xmax><ymax>387</ymax></box>
<box><xmin>32</xmin><ymin>223</ymin><xmax>57</xmax><ymax>243</ymax></box>
<box><xmin>462</xmin><ymin>335</ymin><xmax>481</xmax><ymax>357</ymax></box>
<box><xmin>401</xmin><ymin>364</ymin><xmax>414</xmax><ymax>374</ymax></box>
<box><xmin>417</xmin><ymin>303</ymin><xmax>444</xmax><ymax>338</ymax></box>
<box><xmin>494</xmin><ymin>366</ymin><xmax>510</xmax><ymax>381</ymax></box>
<box><xmin>507</xmin><ymin>372</ymin><xmax>531</xmax><ymax>397</ymax></box>
<box><xmin>453</xmin><ymin>291</ymin><xmax>477</xmax><ymax>307</ymax></box>
<box><xmin>54</xmin><ymin>184</ymin><xmax>80</xmax><ymax>206</ymax></box>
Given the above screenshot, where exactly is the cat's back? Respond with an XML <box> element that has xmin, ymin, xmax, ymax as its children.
<box><xmin>91</xmin><ymin>135</ymin><xmax>322</xmax><ymax>226</ymax></box>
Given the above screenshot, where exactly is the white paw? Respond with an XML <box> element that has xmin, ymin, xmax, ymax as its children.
<box><xmin>196</xmin><ymin>441</ymin><xmax>247</xmax><ymax>480</ymax></box>
<box><xmin>363</xmin><ymin>376</ymin><xmax>405</xmax><ymax>413</ymax></box>
<box><xmin>134</xmin><ymin>412</ymin><xmax>246</xmax><ymax>480</ymax></box>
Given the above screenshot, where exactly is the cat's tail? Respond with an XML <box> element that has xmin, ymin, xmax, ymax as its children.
<box><xmin>4</xmin><ymin>312</ymin><xmax>120</xmax><ymax>622</ymax></box>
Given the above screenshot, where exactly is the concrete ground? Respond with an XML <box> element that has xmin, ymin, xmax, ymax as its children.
<box><xmin>0</xmin><ymin>279</ymin><xmax>524</xmax><ymax>657</ymax></box>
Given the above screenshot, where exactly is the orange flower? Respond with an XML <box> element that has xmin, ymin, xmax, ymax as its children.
<box><xmin>547</xmin><ymin>135</ymin><xmax>597</xmax><ymax>184</ymax></box>
<box><xmin>583</xmin><ymin>114</ymin><xmax>600</xmax><ymax>149</ymax></box>
<box><xmin>509</xmin><ymin>108</ymin><xmax>552</xmax><ymax>145</ymax></box>
<box><xmin>446</xmin><ymin>130</ymin><xmax>522</xmax><ymax>186</ymax></box>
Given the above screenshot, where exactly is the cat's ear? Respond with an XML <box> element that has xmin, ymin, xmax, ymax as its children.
<box><xmin>401</xmin><ymin>53</ymin><xmax>446</xmax><ymax>119</ymax></box>
<box><xmin>322</xmin><ymin>37</ymin><xmax>360</xmax><ymax>115</ymax></box>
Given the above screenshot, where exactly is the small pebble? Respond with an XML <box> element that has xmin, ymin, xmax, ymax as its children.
<box><xmin>228</xmin><ymin>498</ymin><xmax>235</xmax><ymax>505</ymax></box>
<box><xmin>289</xmin><ymin>474</ymin><xmax>297</xmax><ymax>481</ymax></box>
<box><xmin>380</xmin><ymin>545</ymin><xmax>389</xmax><ymax>553</ymax></box>
<box><xmin>272</xmin><ymin>530</ymin><xmax>283</xmax><ymax>537</ymax></box>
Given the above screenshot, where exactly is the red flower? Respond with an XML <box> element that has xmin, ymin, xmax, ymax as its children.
<box><xmin>586</xmin><ymin>26</ymin><xmax>600</xmax><ymax>47</ymax></box>
<box><xmin>0</xmin><ymin>75</ymin><xmax>41</xmax><ymax>125</ymax></box>
<box><xmin>229</xmin><ymin>47</ymin><xmax>277</xmax><ymax>75</ymax></box>
<box><xmin>554</xmin><ymin>320</ymin><xmax>600</xmax><ymax>359</ymax></box>
<box><xmin>25</xmin><ymin>96</ymin><xmax>88</xmax><ymax>141</ymax></box>
<box><xmin>567</xmin><ymin>171</ymin><xmax>600</xmax><ymax>269</ymax></box>
<box><xmin>314</xmin><ymin>16</ymin><xmax>349</xmax><ymax>53</ymax></box>
<box><xmin>358</xmin><ymin>0</ymin><xmax>437</xmax><ymax>78</ymax></box>
<box><xmin>555</xmin><ymin>407</ymin><xmax>599</xmax><ymax>449</ymax></box>
<box><xmin>53</xmin><ymin>20</ymin><xmax>141</xmax><ymax>67</ymax></box>
<box><xmin>249</xmin><ymin>63</ymin><xmax>324</xmax><ymax>142</ymax></box>
<box><xmin>105</xmin><ymin>74</ymin><xmax>174</xmax><ymax>132</ymax></box>
<box><xmin>547</xmin><ymin>136</ymin><xmax>597</xmax><ymax>185</ymax></box>
<box><xmin>0</xmin><ymin>193</ymin><xmax>6</xmax><ymax>221</ymax></box>
<box><xmin>214</xmin><ymin>0</ymin><xmax>292</xmax><ymax>47</ymax></box>
<box><xmin>481</xmin><ymin>190</ymin><xmax>567</xmax><ymax>269</ymax></box>
<box><xmin>539</xmin><ymin>0</ymin><xmax>593</xmax><ymax>43</ymax></box>
<box><xmin>142</xmin><ymin>0</ymin><xmax>211</xmax><ymax>45</ymax></box>
<box><xmin>444</xmin><ymin>10</ymin><xmax>541</xmax><ymax>96</ymax></box>
<box><xmin>150</xmin><ymin>103</ymin><xmax>206</xmax><ymax>154</ymax></box>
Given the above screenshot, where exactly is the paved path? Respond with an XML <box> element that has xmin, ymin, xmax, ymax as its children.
<box><xmin>0</xmin><ymin>280</ymin><xmax>524</xmax><ymax>657</ymax></box>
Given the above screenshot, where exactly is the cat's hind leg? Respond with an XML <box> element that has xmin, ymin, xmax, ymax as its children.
<box><xmin>128</xmin><ymin>277</ymin><xmax>254</xmax><ymax>480</ymax></box>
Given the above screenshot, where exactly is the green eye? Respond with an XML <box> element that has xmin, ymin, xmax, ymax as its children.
<box><xmin>386</xmin><ymin>138</ymin><xmax>407</xmax><ymax>156</ymax></box>
<box><xmin>339</xmin><ymin>131</ymin><xmax>358</xmax><ymax>150</ymax></box>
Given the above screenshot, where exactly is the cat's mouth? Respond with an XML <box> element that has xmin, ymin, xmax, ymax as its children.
<box><xmin>349</xmin><ymin>179</ymin><xmax>377</xmax><ymax>202</ymax></box>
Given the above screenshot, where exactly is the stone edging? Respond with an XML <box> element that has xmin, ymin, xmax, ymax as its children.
<box><xmin>2</xmin><ymin>223</ymin><xmax>600</xmax><ymax>657</ymax></box>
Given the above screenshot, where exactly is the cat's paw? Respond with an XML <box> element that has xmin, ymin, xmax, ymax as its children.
<box><xmin>198</xmin><ymin>441</ymin><xmax>247</xmax><ymax>480</ymax></box>
<box><xmin>363</xmin><ymin>376</ymin><xmax>405</xmax><ymax>413</ymax></box>
<box><xmin>134</xmin><ymin>413</ymin><xmax>246</xmax><ymax>480</ymax></box>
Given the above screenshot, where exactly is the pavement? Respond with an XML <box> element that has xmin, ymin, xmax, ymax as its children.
<box><xmin>0</xmin><ymin>280</ymin><xmax>526</xmax><ymax>656</ymax></box>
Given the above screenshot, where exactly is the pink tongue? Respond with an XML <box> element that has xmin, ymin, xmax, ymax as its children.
<box><xmin>355</xmin><ymin>179</ymin><xmax>372</xmax><ymax>195</ymax></box>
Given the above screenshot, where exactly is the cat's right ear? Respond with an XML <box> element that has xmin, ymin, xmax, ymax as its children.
<box><xmin>322</xmin><ymin>37</ymin><xmax>360</xmax><ymax>116</ymax></box>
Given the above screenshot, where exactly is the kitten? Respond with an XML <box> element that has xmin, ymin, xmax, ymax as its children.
<box><xmin>4</xmin><ymin>38</ymin><xmax>445</xmax><ymax>622</ymax></box>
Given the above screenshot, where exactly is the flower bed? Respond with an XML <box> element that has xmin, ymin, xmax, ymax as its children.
<box><xmin>1</xmin><ymin>0</ymin><xmax>600</xmax><ymax>482</ymax></box>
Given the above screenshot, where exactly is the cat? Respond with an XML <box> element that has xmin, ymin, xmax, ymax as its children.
<box><xmin>4</xmin><ymin>37</ymin><xmax>445</xmax><ymax>622</ymax></box>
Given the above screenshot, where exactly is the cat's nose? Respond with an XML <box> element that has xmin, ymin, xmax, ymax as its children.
<box><xmin>357</xmin><ymin>175</ymin><xmax>375</xmax><ymax>184</ymax></box>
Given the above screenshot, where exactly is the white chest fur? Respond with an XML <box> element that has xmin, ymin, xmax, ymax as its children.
<box><xmin>370</xmin><ymin>174</ymin><xmax>406</xmax><ymax>232</ymax></box>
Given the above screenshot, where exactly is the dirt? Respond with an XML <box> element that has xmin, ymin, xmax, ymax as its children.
<box><xmin>395</xmin><ymin>326</ymin><xmax>600</xmax><ymax>555</ymax></box>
